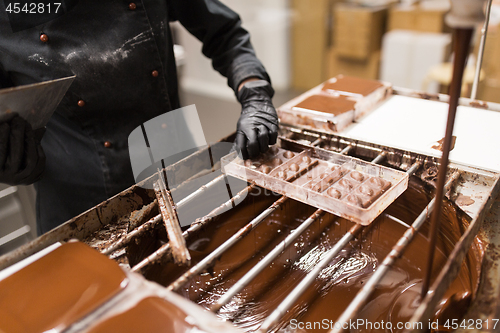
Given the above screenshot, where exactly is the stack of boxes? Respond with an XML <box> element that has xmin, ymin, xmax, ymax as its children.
<box><xmin>388</xmin><ymin>4</ymin><xmax>449</xmax><ymax>33</ymax></box>
<box><xmin>477</xmin><ymin>23</ymin><xmax>500</xmax><ymax>103</ymax></box>
<box><xmin>290</xmin><ymin>1</ymin><xmax>449</xmax><ymax>91</ymax></box>
<box><xmin>328</xmin><ymin>4</ymin><xmax>387</xmax><ymax>82</ymax></box>
<box><xmin>290</xmin><ymin>0</ymin><xmax>331</xmax><ymax>91</ymax></box>
<box><xmin>291</xmin><ymin>1</ymin><xmax>498</xmax><ymax>104</ymax></box>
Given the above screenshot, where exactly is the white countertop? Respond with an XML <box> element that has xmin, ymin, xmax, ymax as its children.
<box><xmin>342</xmin><ymin>95</ymin><xmax>500</xmax><ymax>172</ymax></box>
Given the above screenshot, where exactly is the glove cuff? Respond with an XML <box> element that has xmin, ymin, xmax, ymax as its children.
<box><xmin>237</xmin><ymin>79</ymin><xmax>275</xmax><ymax>104</ymax></box>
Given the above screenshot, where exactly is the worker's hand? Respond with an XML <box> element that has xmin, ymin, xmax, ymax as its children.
<box><xmin>235</xmin><ymin>80</ymin><xmax>278</xmax><ymax>159</ymax></box>
<box><xmin>0</xmin><ymin>113</ymin><xmax>46</xmax><ymax>185</ymax></box>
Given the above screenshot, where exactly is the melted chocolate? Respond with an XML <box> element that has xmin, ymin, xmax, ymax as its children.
<box><xmin>322</xmin><ymin>76</ymin><xmax>384</xmax><ymax>96</ymax></box>
<box><xmin>294</xmin><ymin>95</ymin><xmax>356</xmax><ymax>116</ymax></box>
<box><xmin>87</xmin><ymin>297</ymin><xmax>202</xmax><ymax>333</ymax></box>
<box><xmin>431</xmin><ymin>136</ymin><xmax>457</xmax><ymax>152</ymax></box>
<box><xmin>0</xmin><ymin>242</ymin><xmax>126</xmax><ymax>333</ymax></box>
<box><xmin>143</xmin><ymin>178</ymin><xmax>481</xmax><ymax>333</ymax></box>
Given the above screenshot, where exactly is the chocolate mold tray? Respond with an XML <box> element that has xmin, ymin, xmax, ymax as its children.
<box><xmin>221</xmin><ymin>144</ymin><xmax>408</xmax><ymax>225</ymax></box>
<box><xmin>277</xmin><ymin>75</ymin><xmax>392</xmax><ymax>133</ymax></box>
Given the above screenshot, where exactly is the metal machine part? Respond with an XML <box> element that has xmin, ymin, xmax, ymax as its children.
<box><xmin>0</xmin><ymin>121</ymin><xmax>499</xmax><ymax>332</ymax></box>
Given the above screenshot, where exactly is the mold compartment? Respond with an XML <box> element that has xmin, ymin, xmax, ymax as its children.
<box><xmin>221</xmin><ymin>141</ymin><xmax>408</xmax><ymax>225</ymax></box>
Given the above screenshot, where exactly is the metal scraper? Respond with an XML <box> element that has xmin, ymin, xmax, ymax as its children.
<box><xmin>0</xmin><ymin>76</ymin><xmax>76</xmax><ymax>129</ymax></box>
<box><xmin>154</xmin><ymin>168</ymin><xmax>191</xmax><ymax>265</ymax></box>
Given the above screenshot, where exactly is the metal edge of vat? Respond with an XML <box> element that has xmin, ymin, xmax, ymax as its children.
<box><xmin>0</xmin><ymin>134</ymin><xmax>236</xmax><ymax>271</ymax></box>
<box><xmin>455</xmin><ymin>190</ymin><xmax>500</xmax><ymax>333</ymax></box>
<box><xmin>407</xmin><ymin>174</ymin><xmax>500</xmax><ymax>333</ymax></box>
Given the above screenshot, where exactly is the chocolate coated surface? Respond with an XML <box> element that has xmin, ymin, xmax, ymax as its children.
<box><xmin>294</xmin><ymin>95</ymin><xmax>356</xmax><ymax>115</ymax></box>
<box><xmin>0</xmin><ymin>242</ymin><xmax>126</xmax><ymax>333</ymax></box>
<box><xmin>86</xmin><ymin>297</ymin><xmax>202</xmax><ymax>333</ymax></box>
<box><xmin>322</xmin><ymin>76</ymin><xmax>384</xmax><ymax>96</ymax></box>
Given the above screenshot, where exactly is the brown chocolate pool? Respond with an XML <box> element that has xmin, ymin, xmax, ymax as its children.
<box><xmin>139</xmin><ymin>177</ymin><xmax>482</xmax><ymax>333</ymax></box>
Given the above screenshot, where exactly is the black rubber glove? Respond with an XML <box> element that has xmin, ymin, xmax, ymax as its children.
<box><xmin>235</xmin><ymin>80</ymin><xmax>279</xmax><ymax>159</ymax></box>
<box><xmin>0</xmin><ymin>113</ymin><xmax>46</xmax><ymax>185</ymax></box>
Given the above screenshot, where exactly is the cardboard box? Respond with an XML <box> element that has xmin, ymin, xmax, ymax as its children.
<box><xmin>334</xmin><ymin>4</ymin><xmax>387</xmax><ymax>61</ymax></box>
<box><xmin>291</xmin><ymin>0</ymin><xmax>330</xmax><ymax>91</ymax></box>
<box><xmin>477</xmin><ymin>24</ymin><xmax>500</xmax><ymax>82</ymax></box>
<box><xmin>388</xmin><ymin>6</ymin><xmax>448</xmax><ymax>33</ymax></box>
<box><xmin>327</xmin><ymin>47</ymin><xmax>381</xmax><ymax>80</ymax></box>
<box><xmin>477</xmin><ymin>78</ymin><xmax>500</xmax><ymax>104</ymax></box>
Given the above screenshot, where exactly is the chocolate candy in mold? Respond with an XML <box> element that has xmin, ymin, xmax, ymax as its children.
<box><xmin>302</xmin><ymin>156</ymin><xmax>312</xmax><ymax>164</ymax></box>
<box><xmin>284</xmin><ymin>151</ymin><xmax>295</xmax><ymax>159</ymax></box>
<box><xmin>277</xmin><ymin>170</ymin><xmax>288</xmax><ymax>180</ymax></box>
<box><xmin>313</xmin><ymin>176</ymin><xmax>336</xmax><ymax>192</ymax></box>
<box><xmin>356</xmin><ymin>186</ymin><xmax>382</xmax><ymax>207</ymax></box>
<box><xmin>345</xmin><ymin>194</ymin><xmax>363</xmax><ymax>207</ymax></box>
<box><xmin>350</xmin><ymin>171</ymin><xmax>365</xmax><ymax>182</ymax></box>
<box><xmin>358</xmin><ymin>185</ymin><xmax>375</xmax><ymax>197</ymax></box>
<box><xmin>245</xmin><ymin>159</ymin><xmax>261</xmax><ymax>168</ymax></box>
<box><xmin>327</xmin><ymin>187</ymin><xmax>342</xmax><ymax>199</ymax></box>
<box><xmin>320</xmin><ymin>172</ymin><xmax>329</xmax><ymax>179</ymax></box>
<box><xmin>271</xmin><ymin>158</ymin><xmax>282</xmax><ymax>167</ymax></box>
<box><xmin>330</xmin><ymin>166</ymin><xmax>343</xmax><ymax>179</ymax></box>
<box><xmin>338</xmin><ymin>178</ymin><xmax>354</xmax><ymax>190</ymax></box>
<box><xmin>260</xmin><ymin>165</ymin><xmax>272</xmax><ymax>174</ymax></box>
<box><xmin>368</xmin><ymin>177</ymin><xmax>391</xmax><ymax>191</ymax></box>
<box><xmin>290</xmin><ymin>163</ymin><xmax>300</xmax><ymax>172</ymax></box>
<box><xmin>268</xmin><ymin>146</ymin><xmax>280</xmax><ymax>154</ymax></box>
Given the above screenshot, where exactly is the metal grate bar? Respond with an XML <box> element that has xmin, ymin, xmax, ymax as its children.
<box><xmin>257</xmin><ymin>223</ymin><xmax>364</xmax><ymax>333</ymax></box>
<box><xmin>257</xmin><ymin>159</ymin><xmax>421</xmax><ymax>332</ymax></box>
<box><xmin>210</xmin><ymin>208</ymin><xmax>327</xmax><ymax>312</ymax></box>
<box><xmin>102</xmin><ymin>215</ymin><xmax>162</xmax><ymax>256</ymax></box>
<box><xmin>102</xmin><ymin>174</ymin><xmax>226</xmax><ymax>256</ymax></box>
<box><xmin>310</xmin><ymin>138</ymin><xmax>323</xmax><ymax>146</ymax></box>
<box><xmin>340</xmin><ymin>145</ymin><xmax>353</xmax><ymax>155</ymax></box>
<box><xmin>166</xmin><ymin>137</ymin><xmax>328</xmax><ymax>291</ymax></box>
<box><xmin>167</xmin><ymin>195</ymin><xmax>289</xmax><ymax>292</ymax></box>
<box><xmin>133</xmin><ymin>137</ymin><xmax>327</xmax><ymax>273</ymax></box>
<box><xmin>330</xmin><ymin>170</ymin><xmax>460</xmax><ymax>333</ymax></box>
<box><xmin>131</xmin><ymin>183</ymin><xmax>255</xmax><ymax>273</ymax></box>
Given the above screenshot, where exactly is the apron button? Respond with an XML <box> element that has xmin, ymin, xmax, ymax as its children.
<box><xmin>128</xmin><ymin>3</ymin><xmax>136</xmax><ymax>10</ymax></box>
<box><xmin>104</xmin><ymin>141</ymin><xmax>112</xmax><ymax>148</ymax></box>
<box><xmin>151</xmin><ymin>70</ymin><xmax>159</xmax><ymax>77</ymax></box>
<box><xmin>40</xmin><ymin>34</ymin><xmax>49</xmax><ymax>43</ymax></box>
<box><xmin>77</xmin><ymin>100</ymin><xmax>85</xmax><ymax>107</ymax></box>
